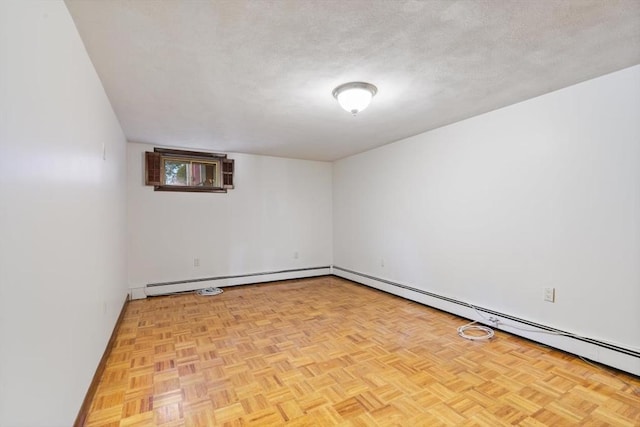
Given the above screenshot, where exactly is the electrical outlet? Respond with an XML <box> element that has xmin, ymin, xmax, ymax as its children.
<box><xmin>544</xmin><ymin>287</ymin><xmax>555</xmax><ymax>302</ymax></box>
<box><xmin>194</xmin><ymin>258</ymin><xmax>200</xmax><ymax>267</ymax></box>
<box><xmin>488</xmin><ymin>316</ymin><xmax>499</xmax><ymax>325</ymax></box>
<box><xmin>293</xmin><ymin>251</ymin><xmax>299</xmax><ymax>259</ymax></box>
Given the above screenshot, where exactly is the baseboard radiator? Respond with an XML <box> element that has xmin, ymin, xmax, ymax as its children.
<box><xmin>131</xmin><ymin>266</ymin><xmax>331</xmax><ymax>299</ymax></box>
<box><xmin>333</xmin><ymin>266</ymin><xmax>640</xmax><ymax>377</ymax></box>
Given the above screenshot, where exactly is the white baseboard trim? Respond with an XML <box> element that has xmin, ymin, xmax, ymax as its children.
<box><xmin>333</xmin><ymin>266</ymin><xmax>640</xmax><ymax>377</ymax></box>
<box><xmin>130</xmin><ymin>266</ymin><xmax>331</xmax><ymax>299</ymax></box>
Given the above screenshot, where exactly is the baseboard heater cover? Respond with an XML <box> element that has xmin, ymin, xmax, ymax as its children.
<box><xmin>333</xmin><ymin>265</ymin><xmax>640</xmax><ymax>376</ymax></box>
<box><xmin>132</xmin><ymin>266</ymin><xmax>331</xmax><ymax>298</ymax></box>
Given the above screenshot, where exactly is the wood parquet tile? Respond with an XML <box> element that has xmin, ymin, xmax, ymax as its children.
<box><xmin>84</xmin><ymin>276</ymin><xmax>640</xmax><ymax>426</ymax></box>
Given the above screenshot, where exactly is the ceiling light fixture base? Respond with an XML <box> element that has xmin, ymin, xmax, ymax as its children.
<box><xmin>332</xmin><ymin>81</ymin><xmax>378</xmax><ymax>116</ymax></box>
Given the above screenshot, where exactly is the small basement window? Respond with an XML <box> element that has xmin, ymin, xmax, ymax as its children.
<box><xmin>145</xmin><ymin>148</ymin><xmax>234</xmax><ymax>193</ymax></box>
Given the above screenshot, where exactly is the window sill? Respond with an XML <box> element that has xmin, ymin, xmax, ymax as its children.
<box><xmin>154</xmin><ymin>185</ymin><xmax>228</xmax><ymax>193</ymax></box>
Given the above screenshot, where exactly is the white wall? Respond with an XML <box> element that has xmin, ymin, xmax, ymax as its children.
<box><xmin>127</xmin><ymin>142</ymin><xmax>332</xmax><ymax>293</ymax></box>
<box><xmin>334</xmin><ymin>66</ymin><xmax>640</xmax><ymax>371</ymax></box>
<box><xmin>0</xmin><ymin>2</ymin><xmax>128</xmax><ymax>426</ymax></box>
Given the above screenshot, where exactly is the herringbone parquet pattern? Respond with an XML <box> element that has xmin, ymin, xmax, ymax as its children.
<box><xmin>84</xmin><ymin>277</ymin><xmax>640</xmax><ymax>426</ymax></box>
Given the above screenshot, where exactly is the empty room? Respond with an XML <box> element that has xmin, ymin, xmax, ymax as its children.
<box><xmin>1</xmin><ymin>0</ymin><xmax>640</xmax><ymax>426</ymax></box>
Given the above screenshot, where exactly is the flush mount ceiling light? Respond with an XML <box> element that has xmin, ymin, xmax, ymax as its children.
<box><xmin>332</xmin><ymin>82</ymin><xmax>378</xmax><ymax>116</ymax></box>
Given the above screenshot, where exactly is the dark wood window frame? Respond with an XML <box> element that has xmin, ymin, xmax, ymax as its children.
<box><xmin>145</xmin><ymin>148</ymin><xmax>234</xmax><ymax>193</ymax></box>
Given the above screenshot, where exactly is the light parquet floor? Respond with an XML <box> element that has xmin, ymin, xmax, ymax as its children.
<box><xmin>84</xmin><ymin>276</ymin><xmax>640</xmax><ymax>426</ymax></box>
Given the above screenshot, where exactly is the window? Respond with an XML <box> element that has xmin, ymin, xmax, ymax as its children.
<box><xmin>145</xmin><ymin>148</ymin><xmax>234</xmax><ymax>193</ymax></box>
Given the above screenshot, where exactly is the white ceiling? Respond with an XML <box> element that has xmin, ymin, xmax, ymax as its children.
<box><xmin>65</xmin><ymin>0</ymin><xmax>640</xmax><ymax>161</ymax></box>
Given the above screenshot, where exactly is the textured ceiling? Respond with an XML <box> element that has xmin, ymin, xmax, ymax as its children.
<box><xmin>65</xmin><ymin>0</ymin><xmax>640</xmax><ymax>161</ymax></box>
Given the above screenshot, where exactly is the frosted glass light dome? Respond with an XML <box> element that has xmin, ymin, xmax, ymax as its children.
<box><xmin>332</xmin><ymin>82</ymin><xmax>378</xmax><ymax>115</ymax></box>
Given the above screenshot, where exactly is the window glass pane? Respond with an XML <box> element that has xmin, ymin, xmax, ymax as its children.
<box><xmin>192</xmin><ymin>162</ymin><xmax>217</xmax><ymax>187</ymax></box>
<box><xmin>164</xmin><ymin>160</ymin><xmax>188</xmax><ymax>185</ymax></box>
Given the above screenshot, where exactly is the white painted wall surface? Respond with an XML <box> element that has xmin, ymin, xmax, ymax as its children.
<box><xmin>127</xmin><ymin>142</ymin><xmax>333</xmax><ymax>292</ymax></box>
<box><xmin>0</xmin><ymin>2</ymin><xmax>128</xmax><ymax>425</ymax></box>
<box><xmin>334</xmin><ymin>66</ymin><xmax>640</xmax><ymax>359</ymax></box>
